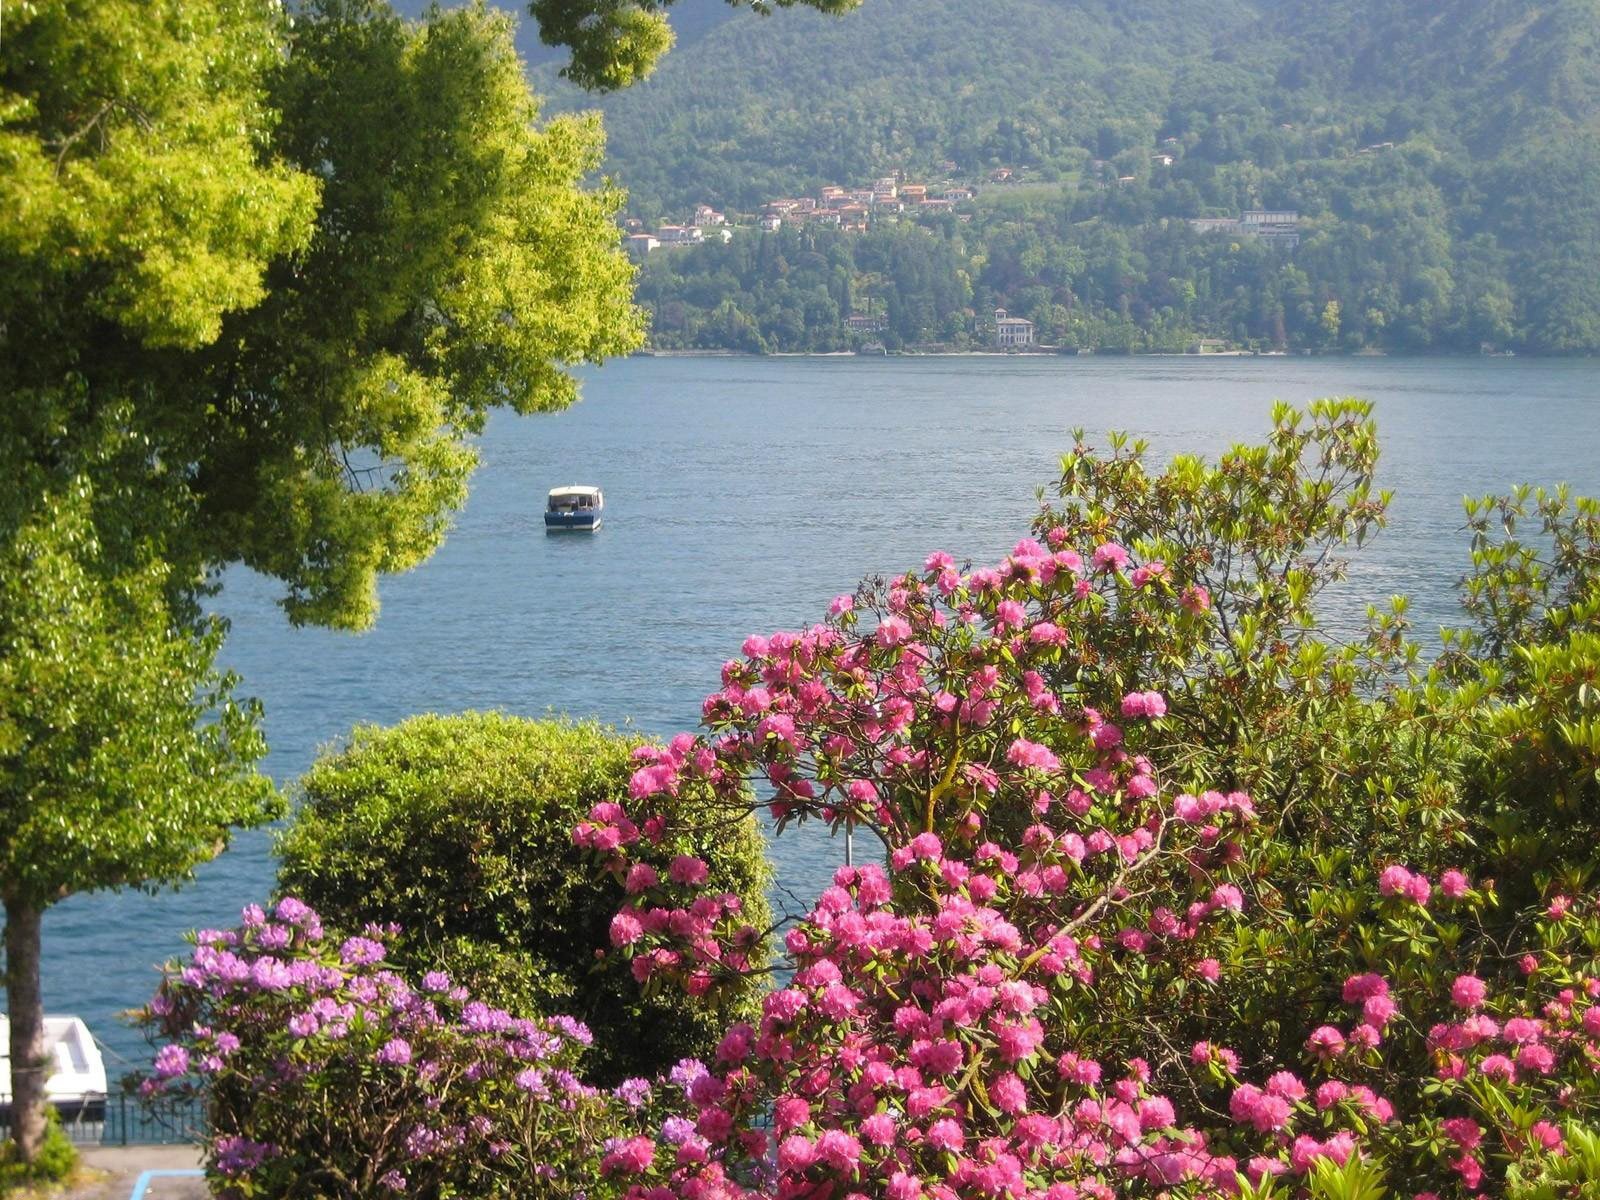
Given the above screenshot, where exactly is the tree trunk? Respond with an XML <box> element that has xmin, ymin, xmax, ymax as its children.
<box><xmin>3</xmin><ymin>898</ymin><xmax>47</xmax><ymax>1162</ymax></box>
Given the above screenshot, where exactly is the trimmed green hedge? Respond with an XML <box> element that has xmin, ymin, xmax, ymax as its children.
<box><xmin>276</xmin><ymin>713</ymin><xmax>771</xmax><ymax>1082</ymax></box>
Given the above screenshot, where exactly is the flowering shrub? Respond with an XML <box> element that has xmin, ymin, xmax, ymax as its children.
<box><xmin>139</xmin><ymin>898</ymin><xmax>622</xmax><ymax>1197</ymax></box>
<box><xmin>144</xmin><ymin>403</ymin><xmax>1600</xmax><ymax>1198</ymax></box>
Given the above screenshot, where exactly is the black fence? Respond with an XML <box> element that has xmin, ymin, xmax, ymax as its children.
<box><xmin>47</xmin><ymin>1093</ymin><xmax>206</xmax><ymax>1146</ymax></box>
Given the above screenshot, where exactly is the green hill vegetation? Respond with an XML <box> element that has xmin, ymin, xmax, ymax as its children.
<box><xmin>542</xmin><ymin>0</ymin><xmax>1600</xmax><ymax>353</ymax></box>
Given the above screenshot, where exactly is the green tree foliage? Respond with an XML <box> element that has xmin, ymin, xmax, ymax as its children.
<box><xmin>2</xmin><ymin>0</ymin><xmax>643</xmax><ymax>632</ymax></box>
<box><xmin>0</xmin><ymin>468</ymin><xmax>277</xmax><ymax>1158</ymax></box>
<box><xmin>277</xmin><ymin>714</ymin><xmax>772</xmax><ymax>1082</ymax></box>
<box><xmin>1</xmin><ymin>0</ymin><xmax>644</xmax><ymax>1160</ymax></box>
<box><xmin>528</xmin><ymin>0</ymin><xmax>862</xmax><ymax>92</ymax></box>
<box><xmin>567</xmin><ymin>0</ymin><xmax>1600</xmax><ymax>353</ymax></box>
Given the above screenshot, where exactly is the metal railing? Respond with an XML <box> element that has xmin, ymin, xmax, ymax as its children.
<box><xmin>47</xmin><ymin>1093</ymin><xmax>205</xmax><ymax>1146</ymax></box>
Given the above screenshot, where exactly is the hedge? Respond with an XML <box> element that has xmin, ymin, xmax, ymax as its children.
<box><xmin>276</xmin><ymin>713</ymin><xmax>771</xmax><ymax>1081</ymax></box>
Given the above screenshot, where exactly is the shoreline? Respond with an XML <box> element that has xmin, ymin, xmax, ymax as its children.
<box><xmin>633</xmin><ymin>349</ymin><xmax>1557</xmax><ymax>361</ymax></box>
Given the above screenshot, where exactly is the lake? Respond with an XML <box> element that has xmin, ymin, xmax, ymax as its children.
<box><xmin>40</xmin><ymin>354</ymin><xmax>1600</xmax><ymax>1071</ymax></box>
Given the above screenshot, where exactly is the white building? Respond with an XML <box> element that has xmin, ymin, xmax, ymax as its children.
<box><xmin>656</xmin><ymin>225</ymin><xmax>704</xmax><ymax>247</ymax></box>
<box><xmin>994</xmin><ymin>308</ymin><xmax>1035</xmax><ymax>348</ymax></box>
<box><xmin>693</xmin><ymin>205</ymin><xmax>727</xmax><ymax>227</ymax></box>
<box><xmin>624</xmin><ymin>233</ymin><xmax>659</xmax><ymax>259</ymax></box>
<box><xmin>759</xmin><ymin>214</ymin><xmax>783</xmax><ymax>232</ymax></box>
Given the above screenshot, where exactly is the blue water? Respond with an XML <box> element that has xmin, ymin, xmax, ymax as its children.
<box><xmin>38</xmin><ymin>354</ymin><xmax>1600</xmax><ymax>1072</ymax></box>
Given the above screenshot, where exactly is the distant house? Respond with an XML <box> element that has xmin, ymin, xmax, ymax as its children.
<box><xmin>1189</xmin><ymin>210</ymin><xmax>1299</xmax><ymax>248</ymax></box>
<box><xmin>656</xmin><ymin>225</ymin><xmax>704</xmax><ymax>246</ymax></box>
<box><xmin>918</xmin><ymin>198</ymin><xmax>955</xmax><ymax>214</ymax></box>
<box><xmin>1240</xmin><ymin>210</ymin><xmax>1300</xmax><ymax>247</ymax></box>
<box><xmin>873</xmin><ymin>177</ymin><xmax>898</xmax><ymax>200</ymax></box>
<box><xmin>899</xmin><ymin>184</ymin><xmax>928</xmax><ymax>203</ymax></box>
<box><xmin>989</xmin><ymin>167</ymin><xmax>1015</xmax><ymax>183</ymax></box>
<box><xmin>624</xmin><ymin>233</ymin><xmax>659</xmax><ymax>259</ymax></box>
<box><xmin>759</xmin><ymin>214</ymin><xmax>783</xmax><ymax>232</ymax></box>
<box><xmin>994</xmin><ymin>307</ymin><xmax>1035</xmax><ymax>348</ymax></box>
<box><xmin>1151</xmin><ymin>153</ymin><xmax>1175</xmax><ymax>167</ymax></box>
<box><xmin>693</xmin><ymin>205</ymin><xmax>727</xmax><ymax>227</ymax></box>
<box><xmin>846</xmin><ymin>314</ymin><xmax>887</xmax><ymax>333</ymax></box>
<box><xmin>938</xmin><ymin>187</ymin><xmax>974</xmax><ymax>202</ymax></box>
<box><xmin>621</xmin><ymin>217</ymin><xmax>645</xmax><ymax>232</ymax></box>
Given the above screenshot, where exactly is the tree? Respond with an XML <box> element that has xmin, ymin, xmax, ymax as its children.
<box><xmin>0</xmin><ymin>464</ymin><xmax>277</xmax><ymax>1159</ymax></box>
<box><xmin>529</xmin><ymin>0</ymin><xmax>863</xmax><ymax>92</ymax></box>
<box><xmin>1</xmin><ymin>0</ymin><xmax>643</xmax><ymax>1158</ymax></box>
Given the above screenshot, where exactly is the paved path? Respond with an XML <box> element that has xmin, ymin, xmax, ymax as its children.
<box><xmin>68</xmin><ymin>1146</ymin><xmax>205</xmax><ymax>1200</ymax></box>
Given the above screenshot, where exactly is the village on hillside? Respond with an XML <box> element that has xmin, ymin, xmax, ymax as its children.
<box><xmin>621</xmin><ymin>167</ymin><xmax>993</xmax><ymax>260</ymax></box>
<box><xmin>622</xmin><ymin>159</ymin><xmax>1304</xmax><ymax>351</ymax></box>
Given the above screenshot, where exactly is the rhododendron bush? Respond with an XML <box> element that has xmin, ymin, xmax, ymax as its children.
<box><xmin>139</xmin><ymin>402</ymin><xmax>1600</xmax><ymax>1198</ymax></box>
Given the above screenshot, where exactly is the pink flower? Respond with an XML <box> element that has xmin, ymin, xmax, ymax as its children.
<box><xmin>668</xmin><ymin>855</ymin><xmax>709</xmax><ymax>886</ymax></box>
<box><xmin>994</xmin><ymin>600</ymin><xmax>1026</xmax><ymax>630</ymax></box>
<box><xmin>1451</xmin><ymin>974</ymin><xmax>1488</xmax><ymax>1010</ymax></box>
<box><xmin>777</xmin><ymin>1135</ymin><xmax>815</xmax><ymax>1172</ymax></box>
<box><xmin>1342</xmin><ymin>973</ymin><xmax>1389</xmax><ymax>1003</ymax></box>
<box><xmin>828</xmin><ymin>593</ymin><xmax>854</xmax><ymax>616</ymax></box>
<box><xmin>1209</xmin><ymin>884</ymin><xmax>1244</xmax><ymax>913</ymax></box>
<box><xmin>1362</xmin><ymin>994</ymin><xmax>1397</xmax><ymax>1028</ymax></box>
<box><xmin>1439</xmin><ymin>869</ymin><xmax>1470</xmax><ymax>899</ymax></box>
<box><xmin>876</xmin><ymin>615</ymin><xmax>912</xmax><ymax>647</ymax></box>
<box><xmin>926</xmin><ymin>1118</ymin><xmax>964</xmax><ymax>1153</ymax></box>
<box><xmin>1530</xmin><ymin>1120</ymin><xmax>1564</xmax><ymax>1151</ymax></box>
<box><xmin>609</xmin><ymin>912</ymin><xmax>644</xmax><ymax>946</ymax></box>
<box><xmin>990</xmin><ymin>1072</ymin><xmax>1028</xmax><ymax>1114</ymax></box>
<box><xmin>1517</xmin><ymin>1043</ymin><xmax>1555</xmax><ymax>1075</ymax></box>
<box><xmin>1265</xmin><ymin>1071</ymin><xmax>1306</xmax><ymax>1101</ymax></box>
<box><xmin>1405</xmin><ymin>873</ymin><xmax>1432</xmax><ymax>906</ymax></box>
<box><xmin>1307</xmin><ymin>1026</ymin><xmax>1345</xmax><ymax>1058</ymax></box>
<box><xmin>1479</xmin><ymin>1054</ymin><xmax>1515</xmax><ymax>1082</ymax></box>
<box><xmin>1181</xmin><ymin>585</ymin><xmax>1211</xmax><ymax>613</ymax></box>
<box><xmin>1005</xmin><ymin>738</ymin><xmax>1061</xmax><ymax>772</ymax></box>
<box><xmin>1377</xmin><ymin>865</ymin><xmax>1413</xmax><ymax>897</ymax></box>
<box><xmin>1092</xmin><ymin>543</ymin><xmax>1130</xmax><ymax>573</ymax></box>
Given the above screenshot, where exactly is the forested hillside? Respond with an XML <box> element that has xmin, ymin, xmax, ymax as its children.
<box><xmin>535</xmin><ymin>0</ymin><xmax>1600</xmax><ymax>353</ymax></box>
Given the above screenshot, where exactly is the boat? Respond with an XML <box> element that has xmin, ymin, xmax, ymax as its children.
<box><xmin>544</xmin><ymin>485</ymin><xmax>603</xmax><ymax>532</ymax></box>
<box><xmin>0</xmin><ymin>1014</ymin><xmax>109</xmax><ymax>1124</ymax></box>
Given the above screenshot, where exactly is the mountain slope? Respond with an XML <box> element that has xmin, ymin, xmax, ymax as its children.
<box><xmin>541</xmin><ymin>0</ymin><xmax>1260</xmax><ymax>212</ymax></box>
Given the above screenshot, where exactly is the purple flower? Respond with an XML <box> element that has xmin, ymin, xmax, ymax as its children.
<box><xmin>251</xmin><ymin>957</ymin><xmax>293</xmax><ymax>991</ymax></box>
<box><xmin>287</xmin><ymin>1012</ymin><xmax>319</xmax><ymax>1039</ymax></box>
<box><xmin>421</xmin><ymin>970</ymin><xmax>451</xmax><ymax>993</ymax></box>
<box><xmin>614</xmin><ymin>1077</ymin><xmax>653</xmax><ymax>1109</ymax></box>
<box><xmin>377</xmin><ymin>1038</ymin><xmax>412</xmax><ymax>1067</ymax></box>
<box><xmin>214</xmin><ymin>1135</ymin><xmax>277</xmax><ymax>1176</ymax></box>
<box><xmin>379</xmin><ymin>1170</ymin><xmax>408</xmax><ymax>1192</ymax></box>
<box><xmin>153</xmin><ymin>1044</ymin><xmax>190</xmax><ymax>1079</ymax></box>
<box><xmin>339</xmin><ymin>936</ymin><xmax>385</xmax><ymax>966</ymax></box>
<box><xmin>273</xmin><ymin>897</ymin><xmax>313</xmax><ymax>926</ymax></box>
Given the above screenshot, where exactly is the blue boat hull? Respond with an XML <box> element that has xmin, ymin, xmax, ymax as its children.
<box><xmin>545</xmin><ymin>510</ymin><xmax>602</xmax><ymax>532</ymax></box>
